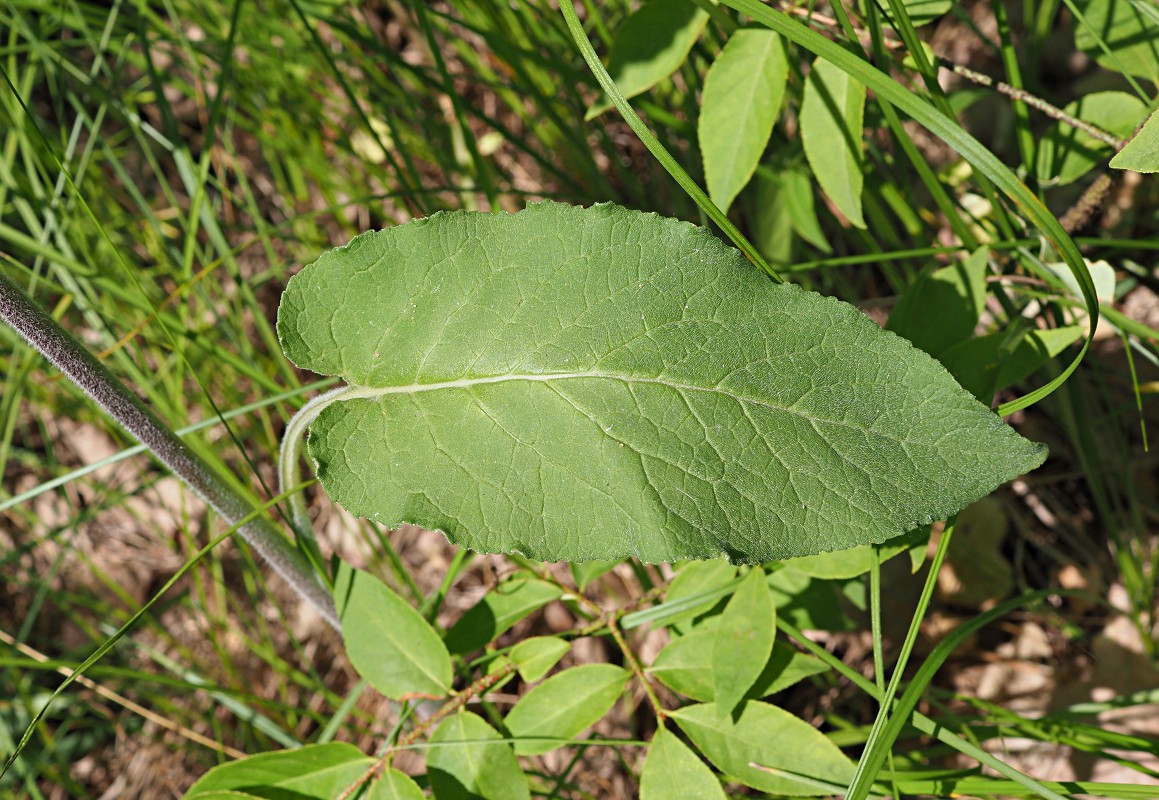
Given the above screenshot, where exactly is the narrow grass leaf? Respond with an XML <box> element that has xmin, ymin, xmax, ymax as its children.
<box><xmin>640</xmin><ymin>726</ymin><xmax>727</xmax><ymax>800</ymax></box>
<box><xmin>333</xmin><ymin>564</ymin><xmax>452</xmax><ymax>700</ymax></box>
<box><xmin>880</xmin><ymin>0</ymin><xmax>952</xmax><ymax>27</ymax></box>
<box><xmin>185</xmin><ymin>743</ymin><xmax>372</xmax><ymax>798</ymax></box>
<box><xmin>428</xmin><ymin>712</ymin><xmax>529</xmax><ymax>800</ymax></box>
<box><xmin>443</xmin><ymin>577</ymin><xmax>561</xmax><ymax>655</ymax></box>
<box><xmin>509</xmin><ymin>636</ymin><xmax>571</xmax><ymax>682</ymax></box>
<box><xmin>585</xmin><ymin>0</ymin><xmax>709</xmax><ymax>120</ymax></box>
<box><xmin>712</xmin><ymin>566</ymin><xmax>774</xmax><ymax>718</ymax></box>
<box><xmin>800</xmin><ymin>59</ymin><xmax>867</xmax><ymax>228</ymax></box>
<box><xmin>651</xmin><ymin>636</ymin><xmax>827</xmax><ymax>702</ymax></box>
<box><xmin>700</xmin><ymin>29</ymin><xmax>788</xmax><ymax>212</ymax></box>
<box><xmin>279</xmin><ymin>203</ymin><xmax>1047</xmax><ymax>565</ymax></box>
<box><xmin>1110</xmin><ymin>108</ymin><xmax>1159</xmax><ymax>172</ymax></box>
<box><xmin>1038</xmin><ymin>92</ymin><xmax>1148</xmax><ymax>184</ymax></box>
<box><xmin>504</xmin><ymin>663</ymin><xmax>630</xmax><ymax>755</ymax></box>
<box><xmin>671</xmin><ymin>701</ymin><xmax>855</xmax><ymax>796</ymax></box>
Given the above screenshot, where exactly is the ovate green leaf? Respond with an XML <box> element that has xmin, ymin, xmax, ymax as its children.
<box><xmin>1037</xmin><ymin>92</ymin><xmax>1149</xmax><ymax>184</ymax></box>
<box><xmin>428</xmin><ymin>712</ymin><xmax>529</xmax><ymax>800</ymax></box>
<box><xmin>185</xmin><ymin>743</ymin><xmax>372</xmax><ymax>799</ymax></box>
<box><xmin>1074</xmin><ymin>0</ymin><xmax>1159</xmax><ymax>82</ymax></box>
<box><xmin>887</xmin><ymin>247</ymin><xmax>989</xmax><ymax>359</ymax></box>
<box><xmin>640</xmin><ymin>727</ymin><xmax>726</xmax><ymax>800</ymax></box>
<box><xmin>504</xmin><ymin>663</ymin><xmax>630</xmax><ymax>755</ymax></box>
<box><xmin>800</xmin><ymin>60</ymin><xmax>867</xmax><ymax>228</ymax></box>
<box><xmin>443</xmin><ymin>577</ymin><xmax>561</xmax><ymax>655</ymax></box>
<box><xmin>700</xmin><ymin>29</ymin><xmax>788</xmax><ymax>212</ymax></box>
<box><xmin>712</xmin><ymin>567</ymin><xmax>774</xmax><ymax>717</ymax></box>
<box><xmin>1111</xmin><ymin>108</ymin><xmax>1159</xmax><ymax>173</ymax></box>
<box><xmin>586</xmin><ymin>0</ymin><xmax>709</xmax><ymax>120</ymax></box>
<box><xmin>671</xmin><ymin>701</ymin><xmax>855</xmax><ymax>796</ymax></box>
<box><xmin>278</xmin><ymin>202</ymin><xmax>1046</xmax><ymax>564</ymax></box>
<box><xmin>334</xmin><ymin>564</ymin><xmax>452</xmax><ymax>700</ymax></box>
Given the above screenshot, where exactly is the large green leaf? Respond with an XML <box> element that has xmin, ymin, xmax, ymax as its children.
<box><xmin>334</xmin><ymin>564</ymin><xmax>452</xmax><ymax>700</ymax></box>
<box><xmin>671</xmin><ymin>701</ymin><xmax>855</xmax><ymax>796</ymax></box>
<box><xmin>503</xmin><ymin>663</ymin><xmax>630</xmax><ymax>754</ymax></box>
<box><xmin>800</xmin><ymin>59</ymin><xmax>867</xmax><ymax>228</ymax></box>
<box><xmin>185</xmin><ymin>743</ymin><xmax>371</xmax><ymax>799</ymax></box>
<box><xmin>278</xmin><ymin>202</ymin><xmax>1045</xmax><ymax>564</ymax></box>
<box><xmin>711</xmin><ymin>566</ymin><xmax>774</xmax><ymax>717</ymax></box>
<box><xmin>428</xmin><ymin>712</ymin><xmax>529</xmax><ymax>800</ymax></box>
<box><xmin>640</xmin><ymin>727</ymin><xmax>727</xmax><ymax>800</ymax></box>
<box><xmin>586</xmin><ymin>0</ymin><xmax>709</xmax><ymax>120</ymax></box>
<box><xmin>700</xmin><ymin>29</ymin><xmax>788</xmax><ymax>212</ymax></box>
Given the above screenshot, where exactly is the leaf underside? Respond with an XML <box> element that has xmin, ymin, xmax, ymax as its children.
<box><xmin>277</xmin><ymin>201</ymin><xmax>1045</xmax><ymax>564</ymax></box>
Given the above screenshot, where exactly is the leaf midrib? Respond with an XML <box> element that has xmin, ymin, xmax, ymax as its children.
<box><xmin>340</xmin><ymin>371</ymin><xmax>909</xmax><ymax>444</ymax></box>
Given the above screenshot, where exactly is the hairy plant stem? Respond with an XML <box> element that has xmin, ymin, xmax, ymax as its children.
<box><xmin>0</xmin><ymin>270</ymin><xmax>339</xmax><ymax>630</ymax></box>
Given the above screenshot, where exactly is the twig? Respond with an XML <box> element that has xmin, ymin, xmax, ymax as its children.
<box><xmin>0</xmin><ymin>270</ymin><xmax>339</xmax><ymax>629</ymax></box>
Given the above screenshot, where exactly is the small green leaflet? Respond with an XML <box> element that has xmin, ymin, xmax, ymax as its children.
<box><xmin>711</xmin><ymin>566</ymin><xmax>774</xmax><ymax>718</ymax></box>
<box><xmin>278</xmin><ymin>202</ymin><xmax>1045</xmax><ymax>564</ymax></box>
<box><xmin>333</xmin><ymin>564</ymin><xmax>452</xmax><ymax>700</ymax></box>
<box><xmin>671</xmin><ymin>701</ymin><xmax>855</xmax><ymax>796</ymax></box>
<box><xmin>428</xmin><ymin>712</ymin><xmax>529</xmax><ymax>800</ymax></box>
<box><xmin>504</xmin><ymin>663</ymin><xmax>629</xmax><ymax>754</ymax></box>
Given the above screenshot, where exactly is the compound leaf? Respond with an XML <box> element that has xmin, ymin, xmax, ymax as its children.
<box><xmin>278</xmin><ymin>202</ymin><xmax>1046</xmax><ymax>564</ymax></box>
